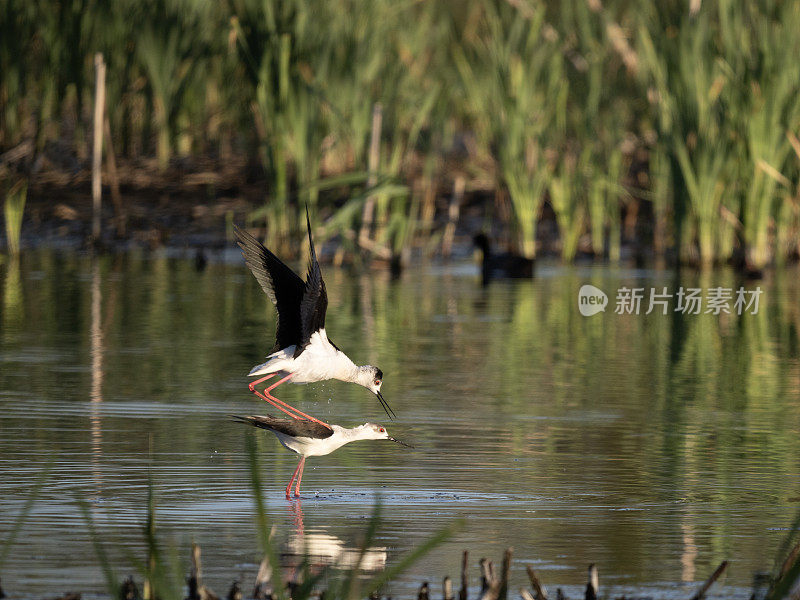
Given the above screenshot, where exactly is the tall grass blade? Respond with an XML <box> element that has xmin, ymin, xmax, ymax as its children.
<box><xmin>0</xmin><ymin>459</ymin><xmax>51</xmax><ymax>569</ymax></box>
<box><xmin>245</xmin><ymin>434</ymin><xmax>286</xmax><ymax>600</ymax></box>
<box><xmin>77</xmin><ymin>499</ymin><xmax>119</xmax><ymax>596</ymax></box>
<box><xmin>363</xmin><ymin>518</ymin><xmax>464</xmax><ymax>596</ymax></box>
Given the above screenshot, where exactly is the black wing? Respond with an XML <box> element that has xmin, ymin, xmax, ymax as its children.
<box><xmin>234</xmin><ymin>225</ymin><xmax>304</xmax><ymax>352</ymax></box>
<box><xmin>231</xmin><ymin>414</ymin><xmax>334</xmax><ymax>439</ymax></box>
<box><xmin>294</xmin><ymin>207</ymin><xmax>329</xmax><ymax>358</ymax></box>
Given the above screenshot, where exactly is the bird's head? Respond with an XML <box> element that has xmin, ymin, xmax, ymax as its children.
<box><xmin>356</xmin><ymin>366</ymin><xmax>394</xmax><ymax>419</ymax></box>
<box><xmin>360</xmin><ymin>423</ymin><xmax>413</xmax><ymax>447</ymax></box>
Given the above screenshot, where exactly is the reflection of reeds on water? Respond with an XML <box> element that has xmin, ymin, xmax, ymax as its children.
<box><xmin>3</xmin><ymin>179</ymin><xmax>27</xmax><ymax>257</ymax></box>
<box><xmin>2</xmin><ymin>447</ymin><xmax>800</xmax><ymax>600</ymax></box>
<box><xmin>90</xmin><ymin>257</ymin><xmax>105</xmax><ymax>499</ymax></box>
<box><xmin>2</xmin><ymin>255</ymin><xmax>23</xmax><ymax>331</ymax></box>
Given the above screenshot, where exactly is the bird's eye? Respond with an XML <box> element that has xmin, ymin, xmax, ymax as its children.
<box><xmin>379</xmin><ymin>427</ymin><xmax>385</xmax><ymax>433</ymax></box>
<box><xmin>374</xmin><ymin>379</ymin><xmax>381</xmax><ymax>386</ymax></box>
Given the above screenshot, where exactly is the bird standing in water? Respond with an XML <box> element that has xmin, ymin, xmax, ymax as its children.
<box><xmin>233</xmin><ymin>415</ymin><xmax>411</xmax><ymax>498</ymax></box>
<box><xmin>473</xmin><ymin>233</ymin><xmax>534</xmax><ymax>285</ymax></box>
<box><xmin>235</xmin><ymin>210</ymin><xmax>392</xmax><ymax>430</ymax></box>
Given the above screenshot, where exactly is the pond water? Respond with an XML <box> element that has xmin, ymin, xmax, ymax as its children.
<box><xmin>1</xmin><ymin>249</ymin><xmax>800</xmax><ymax>599</ymax></box>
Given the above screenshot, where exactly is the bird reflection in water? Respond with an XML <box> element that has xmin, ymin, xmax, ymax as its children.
<box><xmin>281</xmin><ymin>500</ymin><xmax>387</xmax><ymax>577</ymax></box>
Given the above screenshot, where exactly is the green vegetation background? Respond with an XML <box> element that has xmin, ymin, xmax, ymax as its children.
<box><xmin>1</xmin><ymin>0</ymin><xmax>800</xmax><ymax>268</ymax></box>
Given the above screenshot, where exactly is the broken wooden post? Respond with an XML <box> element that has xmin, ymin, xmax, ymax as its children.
<box><xmin>253</xmin><ymin>554</ymin><xmax>273</xmax><ymax>600</ymax></box>
<box><xmin>777</xmin><ymin>543</ymin><xmax>800</xmax><ymax>584</ymax></box>
<box><xmin>443</xmin><ymin>576</ymin><xmax>454</xmax><ymax>600</ymax></box>
<box><xmin>187</xmin><ymin>543</ymin><xmax>219</xmax><ymax>600</ymax></box>
<box><xmin>188</xmin><ymin>543</ymin><xmax>202</xmax><ymax>600</ymax></box>
<box><xmin>226</xmin><ymin>582</ymin><xmax>241</xmax><ymax>600</ymax></box>
<box><xmin>499</xmin><ymin>549</ymin><xmax>512</xmax><ymax>600</ymax></box>
<box><xmin>479</xmin><ymin>558</ymin><xmax>500</xmax><ymax>600</ymax></box>
<box><xmin>119</xmin><ymin>576</ymin><xmax>138</xmax><ymax>600</ymax></box>
<box><xmin>459</xmin><ymin>550</ymin><xmax>469</xmax><ymax>600</ymax></box>
<box><xmin>479</xmin><ymin>559</ymin><xmax>491</xmax><ymax>596</ymax></box>
<box><xmin>585</xmin><ymin>564</ymin><xmax>598</xmax><ymax>600</ymax></box>
<box><xmin>525</xmin><ymin>565</ymin><xmax>548</xmax><ymax>600</ymax></box>
<box><xmin>418</xmin><ymin>582</ymin><xmax>430</xmax><ymax>600</ymax></box>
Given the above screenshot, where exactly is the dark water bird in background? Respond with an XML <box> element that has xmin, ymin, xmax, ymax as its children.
<box><xmin>1</xmin><ymin>250</ymin><xmax>800</xmax><ymax>599</ymax></box>
<box><xmin>473</xmin><ymin>233</ymin><xmax>534</xmax><ymax>285</ymax></box>
<box><xmin>194</xmin><ymin>248</ymin><xmax>208</xmax><ymax>271</ymax></box>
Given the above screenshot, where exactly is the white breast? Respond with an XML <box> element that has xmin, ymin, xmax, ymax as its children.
<box><xmin>290</xmin><ymin>329</ymin><xmax>356</xmax><ymax>383</ymax></box>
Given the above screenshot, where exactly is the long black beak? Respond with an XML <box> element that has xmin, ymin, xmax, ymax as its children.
<box><xmin>376</xmin><ymin>390</ymin><xmax>396</xmax><ymax>420</ymax></box>
<box><xmin>388</xmin><ymin>436</ymin><xmax>414</xmax><ymax>448</ymax></box>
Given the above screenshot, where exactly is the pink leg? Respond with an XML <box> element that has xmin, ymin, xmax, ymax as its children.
<box><xmin>293</xmin><ymin>457</ymin><xmax>306</xmax><ymax>498</ymax></box>
<box><xmin>264</xmin><ymin>373</ymin><xmax>294</xmax><ymax>395</ymax></box>
<box><xmin>249</xmin><ymin>373</ymin><xmax>277</xmax><ymax>389</ymax></box>
<box><xmin>248</xmin><ymin>373</ymin><xmax>332</xmax><ymax>430</ymax></box>
<box><xmin>285</xmin><ymin>457</ymin><xmax>305</xmax><ymax>499</ymax></box>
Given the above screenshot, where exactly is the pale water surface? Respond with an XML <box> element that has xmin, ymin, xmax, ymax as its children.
<box><xmin>2</xmin><ymin>250</ymin><xmax>800</xmax><ymax>599</ymax></box>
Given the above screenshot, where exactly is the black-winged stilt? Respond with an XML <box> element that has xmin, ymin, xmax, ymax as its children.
<box><xmin>233</xmin><ymin>414</ymin><xmax>411</xmax><ymax>498</ymax></box>
<box><xmin>234</xmin><ymin>211</ymin><xmax>393</xmax><ymax>429</ymax></box>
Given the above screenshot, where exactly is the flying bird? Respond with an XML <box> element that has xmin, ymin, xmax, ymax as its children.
<box><xmin>233</xmin><ymin>414</ymin><xmax>411</xmax><ymax>498</ymax></box>
<box><xmin>234</xmin><ymin>211</ymin><xmax>392</xmax><ymax>429</ymax></box>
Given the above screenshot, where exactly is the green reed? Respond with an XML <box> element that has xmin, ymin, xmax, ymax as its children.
<box><xmin>453</xmin><ymin>0</ymin><xmax>564</xmax><ymax>259</ymax></box>
<box><xmin>636</xmin><ymin>1</ymin><xmax>800</xmax><ymax>268</ymax></box>
<box><xmin>1</xmin><ymin>0</ymin><xmax>800</xmax><ymax>266</ymax></box>
<box><xmin>133</xmin><ymin>0</ymin><xmax>208</xmax><ymax>171</ymax></box>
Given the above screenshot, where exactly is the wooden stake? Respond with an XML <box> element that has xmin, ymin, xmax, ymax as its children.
<box><xmin>92</xmin><ymin>53</ymin><xmax>106</xmax><ymax>242</ymax></box>
<box><xmin>459</xmin><ymin>550</ymin><xmax>469</xmax><ymax>600</ymax></box>
<box><xmin>480</xmin><ymin>559</ymin><xmax>491</xmax><ymax>595</ymax></box>
<box><xmin>253</xmin><ymin>555</ymin><xmax>273</xmax><ymax>600</ymax></box>
<box><xmin>499</xmin><ymin>549</ymin><xmax>512</xmax><ymax>600</ymax></box>
<box><xmin>418</xmin><ymin>582</ymin><xmax>430</xmax><ymax>600</ymax></box>
<box><xmin>525</xmin><ymin>565</ymin><xmax>548</xmax><ymax>600</ymax></box>
<box><xmin>479</xmin><ymin>559</ymin><xmax>500</xmax><ymax>600</ymax></box>
<box><xmin>119</xmin><ymin>576</ymin><xmax>138</xmax><ymax>600</ymax></box>
<box><xmin>777</xmin><ymin>542</ymin><xmax>800</xmax><ymax>583</ymax></box>
<box><xmin>188</xmin><ymin>543</ymin><xmax>202</xmax><ymax>600</ymax></box>
<box><xmin>689</xmin><ymin>561</ymin><xmax>728</xmax><ymax>600</ymax></box>
<box><xmin>444</xmin><ymin>577</ymin><xmax>454</xmax><ymax>600</ymax></box>
<box><xmin>584</xmin><ymin>564</ymin><xmax>598</xmax><ymax>600</ymax></box>
<box><xmin>226</xmin><ymin>581</ymin><xmax>241</xmax><ymax>600</ymax></box>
